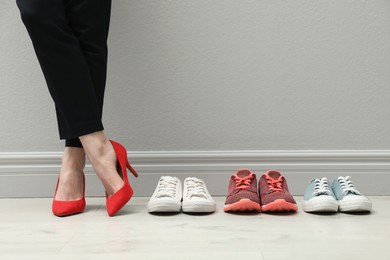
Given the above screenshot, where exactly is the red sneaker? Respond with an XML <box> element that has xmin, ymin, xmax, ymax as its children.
<box><xmin>224</xmin><ymin>168</ymin><xmax>261</xmax><ymax>212</ymax></box>
<box><xmin>258</xmin><ymin>170</ymin><xmax>298</xmax><ymax>212</ymax></box>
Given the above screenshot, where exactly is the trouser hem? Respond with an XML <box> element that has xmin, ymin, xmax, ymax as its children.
<box><xmin>59</xmin><ymin>121</ymin><xmax>104</xmax><ymax>140</ymax></box>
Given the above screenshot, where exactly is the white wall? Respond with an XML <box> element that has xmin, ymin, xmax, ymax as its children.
<box><xmin>1</xmin><ymin>1</ymin><xmax>390</xmax><ymax>197</ymax></box>
<box><xmin>1</xmin><ymin>0</ymin><xmax>390</xmax><ymax>152</ymax></box>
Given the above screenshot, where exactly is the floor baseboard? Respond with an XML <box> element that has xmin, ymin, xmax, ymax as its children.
<box><xmin>0</xmin><ymin>150</ymin><xmax>389</xmax><ymax>198</ymax></box>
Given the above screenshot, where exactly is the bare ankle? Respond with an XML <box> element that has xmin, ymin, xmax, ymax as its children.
<box><xmin>78</xmin><ymin>132</ymin><xmax>125</xmax><ymax>195</ymax></box>
<box><xmin>62</xmin><ymin>147</ymin><xmax>86</xmax><ymax>172</ymax></box>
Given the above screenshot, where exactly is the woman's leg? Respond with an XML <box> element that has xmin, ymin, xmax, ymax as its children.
<box><xmin>56</xmin><ymin>147</ymin><xmax>85</xmax><ymax>201</ymax></box>
<box><xmin>79</xmin><ymin>131</ymin><xmax>124</xmax><ymax>197</ymax></box>
<box><xmin>65</xmin><ymin>0</ymin><xmax>112</xmax><ymax>148</ymax></box>
<box><xmin>16</xmin><ymin>0</ymin><xmax>104</xmax><ymax>140</ymax></box>
<box><xmin>61</xmin><ymin>0</ymin><xmax>113</xmax><ymax>198</ymax></box>
<box><xmin>17</xmin><ymin>0</ymin><xmax>125</xmax><ymax>198</ymax></box>
<box><xmin>62</xmin><ymin>0</ymin><xmax>122</xmax><ymax>197</ymax></box>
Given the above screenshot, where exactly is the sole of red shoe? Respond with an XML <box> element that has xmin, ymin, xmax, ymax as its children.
<box><xmin>53</xmin><ymin>210</ymin><xmax>84</xmax><ymax>217</ymax></box>
<box><xmin>261</xmin><ymin>199</ymin><xmax>298</xmax><ymax>212</ymax></box>
<box><xmin>224</xmin><ymin>199</ymin><xmax>261</xmax><ymax>212</ymax></box>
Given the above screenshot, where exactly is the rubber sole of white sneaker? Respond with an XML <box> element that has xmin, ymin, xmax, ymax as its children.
<box><xmin>147</xmin><ymin>200</ymin><xmax>181</xmax><ymax>213</ymax></box>
<box><xmin>338</xmin><ymin>199</ymin><xmax>372</xmax><ymax>212</ymax></box>
<box><xmin>302</xmin><ymin>196</ymin><xmax>338</xmax><ymax>213</ymax></box>
<box><xmin>182</xmin><ymin>200</ymin><xmax>216</xmax><ymax>213</ymax></box>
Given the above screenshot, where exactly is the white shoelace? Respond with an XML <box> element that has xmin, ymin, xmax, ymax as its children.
<box><xmin>338</xmin><ymin>176</ymin><xmax>361</xmax><ymax>195</ymax></box>
<box><xmin>313</xmin><ymin>178</ymin><xmax>332</xmax><ymax>196</ymax></box>
<box><xmin>155</xmin><ymin>177</ymin><xmax>177</xmax><ymax>198</ymax></box>
<box><xmin>185</xmin><ymin>178</ymin><xmax>208</xmax><ymax>199</ymax></box>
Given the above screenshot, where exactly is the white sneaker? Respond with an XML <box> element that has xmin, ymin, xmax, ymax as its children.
<box><xmin>182</xmin><ymin>177</ymin><xmax>216</xmax><ymax>213</ymax></box>
<box><xmin>147</xmin><ymin>176</ymin><xmax>182</xmax><ymax>213</ymax></box>
<box><xmin>302</xmin><ymin>178</ymin><xmax>338</xmax><ymax>212</ymax></box>
<box><xmin>331</xmin><ymin>176</ymin><xmax>372</xmax><ymax>212</ymax></box>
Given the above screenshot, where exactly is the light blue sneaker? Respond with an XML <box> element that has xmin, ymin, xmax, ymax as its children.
<box><xmin>331</xmin><ymin>176</ymin><xmax>372</xmax><ymax>212</ymax></box>
<box><xmin>303</xmin><ymin>178</ymin><xmax>338</xmax><ymax>212</ymax></box>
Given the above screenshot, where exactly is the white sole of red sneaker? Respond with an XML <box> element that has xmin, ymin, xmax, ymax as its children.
<box><xmin>223</xmin><ymin>199</ymin><xmax>261</xmax><ymax>212</ymax></box>
<box><xmin>261</xmin><ymin>199</ymin><xmax>298</xmax><ymax>212</ymax></box>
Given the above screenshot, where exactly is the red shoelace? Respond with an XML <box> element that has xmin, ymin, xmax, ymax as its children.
<box><xmin>234</xmin><ymin>175</ymin><xmax>254</xmax><ymax>191</ymax></box>
<box><xmin>265</xmin><ymin>175</ymin><xmax>284</xmax><ymax>192</ymax></box>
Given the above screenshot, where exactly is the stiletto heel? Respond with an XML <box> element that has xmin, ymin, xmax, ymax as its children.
<box><xmin>126</xmin><ymin>161</ymin><xmax>139</xmax><ymax>177</ymax></box>
<box><xmin>52</xmin><ymin>174</ymin><xmax>86</xmax><ymax>217</ymax></box>
<box><xmin>106</xmin><ymin>140</ymin><xmax>139</xmax><ymax>216</ymax></box>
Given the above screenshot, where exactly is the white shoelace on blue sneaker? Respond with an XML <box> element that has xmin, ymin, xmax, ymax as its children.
<box><xmin>155</xmin><ymin>177</ymin><xmax>177</xmax><ymax>198</ymax></box>
<box><xmin>185</xmin><ymin>178</ymin><xmax>208</xmax><ymax>199</ymax></box>
<box><xmin>313</xmin><ymin>178</ymin><xmax>332</xmax><ymax>196</ymax></box>
<box><xmin>338</xmin><ymin>176</ymin><xmax>361</xmax><ymax>195</ymax></box>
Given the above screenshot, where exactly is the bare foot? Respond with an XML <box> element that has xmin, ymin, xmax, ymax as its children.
<box><xmin>79</xmin><ymin>132</ymin><xmax>124</xmax><ymax>197</ymax></box>
<box><xmin>55</xmin><ymin>147</ymin><xmax>85</xmax><ymax>201</ymax></box>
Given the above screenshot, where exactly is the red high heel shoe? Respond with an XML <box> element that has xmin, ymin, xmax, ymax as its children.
<box><xmin>52</xmin><ymin>174</ymin><xmax>86</xmax><ymax>217</ymax></box>
<box><xmin>106</xmin><ymin>140</ymin><xmax>139</xmax><ymax>216</ymax></box>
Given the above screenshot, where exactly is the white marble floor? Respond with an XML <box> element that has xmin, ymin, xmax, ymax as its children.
<box><xmin>0</xmin><ymin>196</ymin><xmax>389</xmax><ymax>260</ymax></box>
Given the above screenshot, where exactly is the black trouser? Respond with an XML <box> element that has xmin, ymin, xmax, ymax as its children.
<box><xmin>16</xmin><ymin>0</ymin><xmax>112</xmax><ymax>147</ymax></box>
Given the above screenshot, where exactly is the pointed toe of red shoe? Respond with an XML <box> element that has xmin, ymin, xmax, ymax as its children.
<box><xmin>52</xmin><ymin>198</ymin><xmax>86</xmax><ymax>217</ymax></box>
<box><xmin>106</xmin><ymin>184</ymin><xmax>133</xmax><ymax>217</ymax></box>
